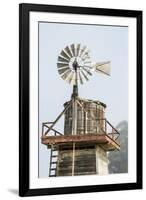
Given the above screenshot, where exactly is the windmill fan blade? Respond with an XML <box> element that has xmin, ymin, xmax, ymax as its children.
<box><xmin>78</xmin><ymin>71</ymin><xmax>83</xmax><ymax>84</ymax></box>
<box><xmin>67</xmin><ymin>71</ymin><xmax>75</xmax><ymax>84</ymax></box>
<box><xmin>57</xmin><ymin>62</ymin><xmax>69</xmax><ymax>68</ymax></box>
<box><xmin>93</xmin><ymin>61</ymin><xmax>111</xmax><ymax>76</ymax></box>
<box><xmin>70</xmin><ymin>72</ymin><xmax>77</xmax><ymax>85</ymax></box>
<box><xmin>82</xmin><ymin>55</ymin><xmax>90</xmax><ymax>61</ymax></box>
<box><xmin>84</xmin><ymin>61</ymin><xmax>92</xmax><ymax>65</ymax></box>
<box><xmin>81</xmin><ymin>50</ymin><xmax>90</xmax><ymax>60</ymax></box>
<box><xmin>58</xmin><ymin>67</ymin><xmax>70</xmax><ymax>75</ymax></box>
<box><xmin>67</xmin><ymin>71</ymin><xmax>75</xmax><ymax>85</ymax></box>
<box><xmin>70</xmin><ymin>44</ymin><xmax>76</xmax><ymax>57</ymax></box>
<box><xmin>79</xmin><ymin>46</ymin><xmax>87</xmax><ymax>57</ymax></box>
<box><xmin>58</xmin><ymin>56</ymin><xmax>69</xmax><ymax>63</ymax></box>
<box><xmin>61</xmin><ymin>69</ymin><xmax>72</xmax><ymax>79</ymax></box>
<box><xmin>58</xmin><ymin>66</ymin><xmax>69</xmax><ymax>71</ymax></box>
<box><xmin>82</xmin><ymin>66</ymin><xmax>92</xmax><ymax>76</ymax></box>
<box><xmin>76</xmin><ymin>44</ymin><xmax>81</xmax><ymax>57</ymax></box>
<box><xmin>72</xmin><ymin>71</ymin><xmax>79</xmax><ymax>85</ymax></box>
<box><xmin>84</xmin><ymin>65</ymin><xmax>92</xmax><ymax>69</ymax></box>
<box><xmin>81</xmin><ymin>70</ymin><xmax>89</xmax><ymax>81</ymax></box>
<box><xmin>65</xmin><ymin>46</ymin><xmax>73</xmax><ymax>58</ymax></box>
<box><xmin>63</xmin><ymin>71</ymin><xmax>74</xmax><ymax>83</ymax></box>
<box><xmin>60</xmin><ymin>50</ymin><xmax>71</xmax><ymax>61</ymax></box>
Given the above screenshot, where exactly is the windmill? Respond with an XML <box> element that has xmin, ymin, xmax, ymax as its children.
<box><xmin>57</xmin><ymin>44</ymin><xmax>110</xmax><ymax>90</ymax></box>
<box><xmin>41</xmin><ymin>44</ymin><xmax>120</xmax><ymax>177</ymax></box>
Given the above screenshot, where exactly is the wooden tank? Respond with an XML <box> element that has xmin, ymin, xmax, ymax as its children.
<box><xmin>64</xmin><ymin>98</ymin><xmax>106</xmax><ymax>135</ymax></box>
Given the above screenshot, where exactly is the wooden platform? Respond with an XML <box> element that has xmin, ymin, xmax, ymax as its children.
<box><xmin>41</xmin><ymin>134</ymin><xmax>120</xmax><ymax>151</ymax></box>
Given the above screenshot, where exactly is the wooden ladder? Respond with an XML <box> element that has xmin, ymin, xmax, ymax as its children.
<box><xmin>49</xmin><ymin>148</ymin><xmax>58</xmax><ymax>177</ymax></box>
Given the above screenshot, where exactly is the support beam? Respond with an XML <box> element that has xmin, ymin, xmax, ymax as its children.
<box><xmin>44</xmin><ymin>102</ymin><xmax>71</xmax><ymax>135</ymax></box>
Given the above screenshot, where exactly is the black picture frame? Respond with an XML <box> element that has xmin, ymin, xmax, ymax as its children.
<box><xmin>19</xmin><ymin>3</ymin><xmax>143</xmax><ymax>197</ymax></box>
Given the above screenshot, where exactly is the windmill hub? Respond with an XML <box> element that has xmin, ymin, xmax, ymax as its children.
<box><xmin>70</xmin><ymin>57</ymin><xmax>83</xmax><ymax>71</ymax></box>
<box><xmin>72</xmin><ymin>60</ymin><xmax>79</xmax><ymax>71</ymax></box>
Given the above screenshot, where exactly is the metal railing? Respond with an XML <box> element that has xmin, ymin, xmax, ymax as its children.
<box><xmin>96</xmin><ymin>118</ymin><xmax>120</xmax><ymax>140</ymax></box>
<box><xmin>42</xmin><ymin>122</ymin><xmax>63</xmax><ymax>136</ymax></box>
<box><xmin>42</xmin><ymin>118</ymin><xmax>120</xmax><ymax>141</ymax></box>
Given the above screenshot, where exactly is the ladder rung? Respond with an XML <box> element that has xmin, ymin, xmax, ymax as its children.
<box><xmin>52</xmin><ymin>155</ymin><xmax>58</xmax><ymax>157</ymax></box>
<box><xmin>51</xmin><ymin>155</ymin><xmax>58</xmax><ymax>158</ymax></box>
<box><xmin>50</xmin><ymin>161</ymin><xmax>57</xmax><ymax>164</ymax></box>
<box><xmin>50</xmin><ymin>168</ymin><xmax>56</xmax><ymax>170</ymax></box>
<box><xmin>49</xmin><ymin>175</ymin><xmax>56</xmax><ymax>177</ymax></box>
<box><xmin>52</xmin><ymin>153</ymin><xmax>58</xmax><ymax>155</ymax></box>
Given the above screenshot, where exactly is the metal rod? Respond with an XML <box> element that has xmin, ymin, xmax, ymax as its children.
<box><xmin>42</xmin><ymin>123</ymin><xmax>44</xmax><ymax>136</ymax></box>
<box><xmin>105</xmin><ymin>119</ymin><xmax>120</xmax><ymax>136</ymax></box>
<box><xmin>95</xmin><ymin>67</ymin><xmax>110</xmax><ymax>76</ymax></box>
<box><xmin>76</xmin><ymin>99</ymin><xmax>88</xmax><ymax>114</ymax></box>
<box><xmin>72</xmin><ymin>142</ymin><xmax>75</xmax><ymax>176</ymax></box>
<box><xmin>42</xmin><ymin>121</ymin><xmax>53</xmax><ymax>124</ymax></box>
<box><xmin>43</xmin><ymin>124</ymin><xmax>63</xmax><ymax>136</ymax></box>
<box><xmin>112</xmin><ymin>128</ymin><xmax>114</xmax><ymax>139</ymax></box>
<box><xmin>71</xmin><ymin>67</ymin><xmax>79</xmax><ymax>135</ymax></box>
<box><xmin>105</xmin><ymin>119</ymin><xmax>107</xmax><ymax>133</ymax></box>
<box><xmin>85</xmin><ymin>112</ymin><xmax>87</xmax><ymax>134</ymax></box>
<box><xmin>44</xmin><ymin>102</ymin><xmax>71</xmax><ymax>135</ymax></box>
<box><xmin>71</xmin><ymin>98</ymin><xmax>78</xmax><ymax>135</ymax></box>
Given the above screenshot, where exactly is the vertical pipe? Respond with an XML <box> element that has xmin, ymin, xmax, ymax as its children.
<box><xmin>72</xmin><ymin>142</ymin><xmax>75</xmax><ymax>176</ymax></box>
<box><xmin>85</xmin><ymin>112</ymin><xmax>87</xmax><ymax>134</ymax></box>
<box><xmin>71</xmin><ymin>69</ymin><xmax>78</xmax><ymax>135</ymax></box>
<box><xmin>102</xmin><ymin>106</ymin><xmax>104</xmax><ymax>131</ymax></box>
<box><xmin>105</xmin><ymin>119</ymin><xmax>107</xmax><ymax>133</ymax></box>
<box><xmin>95</xmin><ymin>145</ymin><xmax>98</xmax><ymax>174</ymax></box>
<box><xmin>42</xmin><ymin>123</ymin><xmax>44</xmax><ymax>136</ymax></box>
<box><xmin>99</xmin><ymin>105</ymin><xmax>101</xmax><ymax>131</ymax></box>
<box><xmin>81</xmin><ymin>101</ymin><xmax>84</xmax><ymax>135</ymax></box>
<box><xmin>96</xmin><ymin>104</ymin><xmax>98</xmax><ymax>133</ymax></box>
<box><xmin>72</xmin><ymin>98</ymin><xmax>77</xmax><ymax>135</ymax></box>
<box><xmin>97</xmin><ymin>105</ymin><xmax>99</xmax><ymax>133</ymax></box>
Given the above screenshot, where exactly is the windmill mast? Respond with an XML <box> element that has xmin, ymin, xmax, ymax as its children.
<box><xmin>72</xmin><ymin>58</ymin><xmax>78</xmax><ymax>97</ymax></box>
<box><xmin>71</xmin><ymin>59</ymin><xmax>79</xmax><ymax>175</ymax></box>
<box><xmin>71</xmin><ymin>59</ymin><xmax>78</xmax><ymax>136</ymax></box>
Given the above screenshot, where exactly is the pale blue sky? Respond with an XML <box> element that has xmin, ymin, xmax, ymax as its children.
<box><xmin>39</xmin><ymin>22</ymin><xmax>128</xmax><ymax>177</ymax></box>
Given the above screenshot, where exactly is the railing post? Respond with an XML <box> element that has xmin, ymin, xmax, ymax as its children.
<box><xmin>105</xmin><ymin>119</ymin><xmax>107</xmax><ymax>134</ymax></box>
<box><xmin>112</xmin><ymin>128</ymin><xmax>114</xmax><ymax>139</ymax></box>
<box><xmin>42</xmin><ymin>123</ymin><xmax>44</xmax><ymax>136</ymax></box>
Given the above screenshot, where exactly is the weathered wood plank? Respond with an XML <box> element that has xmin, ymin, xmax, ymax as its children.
<box><xmin>57</xmin><ymin>147</ymin><xmax>96</xmax><ymax>176</ymax></box>
<box><xmin>64</xmin><ymin>98</ymin><xmax>106</xmax><ymax>135</ymax></box>
<box><xmin>42</xmin><ymin>134</ymin><xmax>106</xmax><ymax>144</ymax></box>
<box><xmin>42</xmin><ymin>134</ymin><xmax>120</xmax><ymax>151</ymax></box>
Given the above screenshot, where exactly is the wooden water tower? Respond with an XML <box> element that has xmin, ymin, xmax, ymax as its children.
<box><xmin>41</xmin><ymin>44</ymin><xmax>120</xmax><ymax>177</ymax></box>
